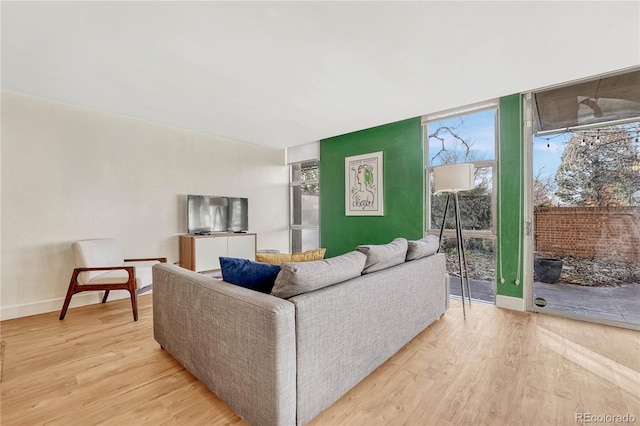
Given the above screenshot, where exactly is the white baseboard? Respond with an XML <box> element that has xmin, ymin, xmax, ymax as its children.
<box><xmin>0</xmin><ymin>290</ymin><xmax>136</xmax><ymax>321</ymax></box>
<box><xmin>496</xmin><ymin>295</ymin><xmax>525</xmax><ymax>312</ymax></box>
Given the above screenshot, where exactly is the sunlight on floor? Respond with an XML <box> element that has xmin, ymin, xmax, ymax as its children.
<box><xmin>538</xmin><ymin>325</ymin><xmax>639</xmax><ymax>396</ymax></box>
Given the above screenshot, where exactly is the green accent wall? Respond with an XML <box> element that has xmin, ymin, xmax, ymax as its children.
<box><xmin>496</xmin><ymin>94</ymin><xmax>525</xmax><ymax>298</ymax></box>
<box><xmin>319</xmin><ymin>99</ymin><xmax>527</xmax><ymax>302</ymax></box>
<box><xmin>319</xmin><ymin>117</ymin><xmax>424</xmax><ymax>258</ymax></box>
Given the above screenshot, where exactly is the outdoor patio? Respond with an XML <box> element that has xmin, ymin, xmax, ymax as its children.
<box><xmin>449</xmin><ymin>277</ymin><xmax>640</xmax><ymax>326</ymax></box>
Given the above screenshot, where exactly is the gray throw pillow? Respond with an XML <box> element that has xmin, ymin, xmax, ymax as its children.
<box><xmin>406</xmin><ymin>235</ymin><xmax>440</xmax><ymax>261</ymax></box>
<box><xmin>270</xmin><ymin>251</ymin><xmax>366</xmax><ymax>299</ymax></box>
<box><xmin>356</xmin><ymin>237</ymin><xmax>408</xmax><ymax>274</ymax></box>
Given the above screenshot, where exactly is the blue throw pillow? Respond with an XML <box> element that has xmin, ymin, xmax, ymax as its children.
<box><xmin>219</xmin><ymin>257</ymin><xmax>281</xmax><ymax>294</ymax></box>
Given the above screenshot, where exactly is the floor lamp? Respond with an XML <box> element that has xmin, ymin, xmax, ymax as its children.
<box><xmin>433</xmin><ymin>163</ymin><xmax>475</xmax><ymax>318</ymax></box>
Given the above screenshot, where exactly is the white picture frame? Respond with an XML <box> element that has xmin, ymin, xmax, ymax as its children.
<box><xmin>345</xmin><ymin>151</ymin><xmax>384</xmax><ymax>216</ymax></box>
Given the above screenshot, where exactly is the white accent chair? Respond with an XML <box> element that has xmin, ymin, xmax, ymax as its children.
<box><xmin>60</xmin><ymin>238</ymin><xmax>167</xmax><ymax>321</ymax></box>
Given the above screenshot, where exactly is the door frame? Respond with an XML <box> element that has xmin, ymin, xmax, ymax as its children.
<box><xmin>523</xmin><ymin>91</ymin><xmax>639</xmax><ymax>331</ymax></box>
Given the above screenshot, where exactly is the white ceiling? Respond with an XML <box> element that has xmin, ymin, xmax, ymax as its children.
<box><xmin>2</xmin><ymin>1</ymin><xmax>639</xmax><ymax>150</ymax></box>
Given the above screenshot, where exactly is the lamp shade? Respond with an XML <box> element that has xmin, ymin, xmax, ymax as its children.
<box><xmin>433</xmin><ymin>163</ymin><xmax>475</xmax><ymax>193</ymax></box>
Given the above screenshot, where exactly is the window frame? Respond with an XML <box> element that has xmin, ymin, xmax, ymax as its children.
<box><xmin>289</xmin><ymin>160</ymin><xmax>320</xmax><ymax>252</ymax></box>
<box><xmin>423</xmin><ymin>102</ymin><xmax>499</xmax><ymax>241</ymax></box>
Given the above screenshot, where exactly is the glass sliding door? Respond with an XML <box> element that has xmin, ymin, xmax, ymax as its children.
<box><xmin>528</xmin><ymin>70</ymin><xmax>640</xmax><ymax>329</ymax></box>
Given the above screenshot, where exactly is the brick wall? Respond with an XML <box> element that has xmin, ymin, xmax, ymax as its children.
<box><xmin>534</xmin><ymin>206</ymin><xmax>640</xmax><ymax>262</ymax></box>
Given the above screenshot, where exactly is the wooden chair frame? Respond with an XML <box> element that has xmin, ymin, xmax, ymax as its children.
<box><xmin>60</xmin><ymin>257</ymin><xmax>167</xmax><ymax>321</ymax></box>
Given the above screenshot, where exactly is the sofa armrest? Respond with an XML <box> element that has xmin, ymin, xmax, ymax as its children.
<box><xmin>152</xmin><ymin>264</ymin><xmax>296</xmax><ymax>426</ymax></box>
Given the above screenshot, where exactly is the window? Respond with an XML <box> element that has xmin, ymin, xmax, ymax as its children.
<box><xmin>423</xmin><ymin>102</ymin><xmax>499</xmax><ymax>302</ymax></box>
<box><xmin>290</xmin><ymin>160</ymin><xmax>319</xmax><ymax>252</ymax></box>
<box><xmin>424</xmin><ymin>104</ymin><xmax>498</xmax><ymax>237</ymax></box>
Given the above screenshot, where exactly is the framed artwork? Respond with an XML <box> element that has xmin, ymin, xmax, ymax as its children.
<box><xmin>345</xmin><ymin>151</ymin><xmax>384</xmax><ymax>216</ymax></box>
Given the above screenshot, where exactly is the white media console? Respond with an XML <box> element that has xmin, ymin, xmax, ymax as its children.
<box><xmin>179</xmin><ymin>233</ymin><xmax>256</xmax><ymax>272</ymax></box>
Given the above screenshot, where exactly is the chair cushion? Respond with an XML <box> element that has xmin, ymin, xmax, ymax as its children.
<box><xmin>356</xmin><ymin>238</ymin><xmax>408</xmax><ymax>274</ymax></box>
<box><xmin>72</xmin><ymin>239</ymin><xmax>125</xmax><ymax>284</ymax></box>
<box><xmin>133</xmin><ymin>266</ymin><xmax>153</xmax><ymax>288</ymax></box>
<box><xmin>219</xmin><ymin>257</ymin><xmax>281</xmax><ymax>294</ymax></box>
<box><xmin>85</xmin><ymin>266</ymin><xmax>152</xmax><ymax>289</ymax></box>
<box><xmin>72</xmin><ymin>238</ymin><xmax>124</xmax><ymax>266</ymax></box>
<box><xmin>406</xmin><ymin>235</ymin><xmax>440</xmax><ymax>261</ymax></box>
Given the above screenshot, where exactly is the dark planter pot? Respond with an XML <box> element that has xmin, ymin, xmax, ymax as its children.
<box><xmin>534</xmin><ymin>257</ymin><xmax>563</xmax><ymax>284</ymax></box>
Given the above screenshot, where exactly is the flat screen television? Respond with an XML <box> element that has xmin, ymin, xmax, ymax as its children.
<box><xmin>187</xmin><ymin>195</ymin><xmax>248</xmax><ymax>234</ymax></box>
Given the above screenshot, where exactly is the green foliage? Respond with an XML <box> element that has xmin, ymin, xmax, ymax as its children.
<box><xmin>431</xmin><ymin>193</ymin><xmax>492</xmax><ymax>231</ymax></box>
<box><xmin>555</xmin><ymin>125</ymin><xmax>640</xmax><ymax>206</ymax></box>
<box><xmin>294</xmin><ymin>161</ymin><xmax>319</xmax><ymax>196</ymax></box>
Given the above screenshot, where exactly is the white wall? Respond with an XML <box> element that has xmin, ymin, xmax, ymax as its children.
<box><xmin>1</xmin><ymin>92</ymin><xmax>290</xmax><ymax>320</ymax></box>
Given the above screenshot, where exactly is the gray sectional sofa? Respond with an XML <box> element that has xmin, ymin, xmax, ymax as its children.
<box><xmin>153</xmin><ymin>237</ymin><xmax>448</xmax><ymax>426</ymax></box>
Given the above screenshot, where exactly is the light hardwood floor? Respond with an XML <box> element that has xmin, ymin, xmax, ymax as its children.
<box><xmin>1</xmin><ymin>295</ymin><xmax>638</xmax><ymax>425</ymax></box>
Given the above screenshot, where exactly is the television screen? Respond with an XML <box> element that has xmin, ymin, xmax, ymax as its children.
<box><xmin>187</xmin><ymin>195</ymin><xmax>248</xmax><ymax>234</ymax></box>
<box><xmin>227</xmin><ymin>197</ymin><xmax>249</xmax><ymax>232</ymax></box>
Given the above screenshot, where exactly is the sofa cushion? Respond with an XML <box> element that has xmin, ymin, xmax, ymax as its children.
<box><xmin>290</xmin><ymin>248</ymin><xmax>327</xmax><ymax>262</ymax></box>
<box><xmin>219</xmin><ymin>257</ymin><xmax>281</xmax><ymax>294</ymax></box>
<box><xmin>270</xmin><ymin>251</ymin><xmax>366</xmax><ymax>299</ymax></box>
<box><xmin>406</xmin><ymin>235</ymin><xmax>440</xmax><ymax>261</ymax></box>
<box><xmin>356</xmin><ymin>238</ymin><xmax>408</xmax><ymax>274</ymax></box>
<box><xmin>255</xmin><ymin>248</ymin><xmax>326</xmax><ymax>265</ymax></box>
<box><xmin>254</xmin><ymin>252</ymin><xmax>292</xmax><ymax>265</ymax></box>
